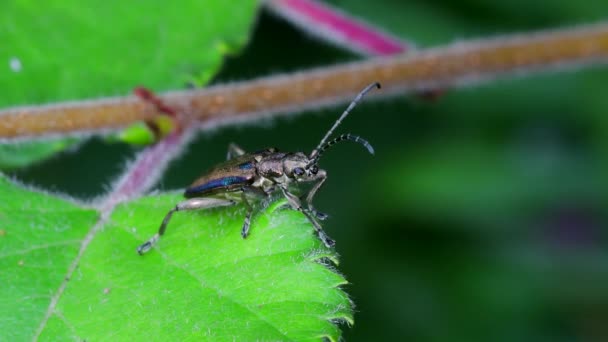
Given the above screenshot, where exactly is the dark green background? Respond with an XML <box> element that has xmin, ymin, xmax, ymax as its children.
<box><xmin>10</xmin><ymin>2</ymin><xmax>608</xmax><ymax>341</ymax></box>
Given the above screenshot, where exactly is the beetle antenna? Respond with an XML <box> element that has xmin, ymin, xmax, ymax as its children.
<box><xmin>310</xmin><ymin>82</ymin><xmax>381</xmax><ymax>159</ymax></box>
<box><xmin>307</xmin><ymin>133</ymin><xmax>374</xmax><ymax>168</ymax></box>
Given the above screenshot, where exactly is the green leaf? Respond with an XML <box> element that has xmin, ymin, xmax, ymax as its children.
<box><xmin>0</xmin><ymin>176</ymin><xmax>98</xmax><ymax>341</ymax></box>
<box><xmin>0</xmin><ymin>0</ymin><xmax>260</xmax><ymax>107</ymax></box>
<box><xmin>1</xmin><ymin>178</ymin><xmax>352</xmax><ymax>341</ymax></box>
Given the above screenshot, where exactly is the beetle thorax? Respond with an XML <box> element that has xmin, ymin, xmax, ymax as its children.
<box><xmin>256</xmin><ymin>152</ymin><xmax>313</xmax><ymax>184</ymax></box>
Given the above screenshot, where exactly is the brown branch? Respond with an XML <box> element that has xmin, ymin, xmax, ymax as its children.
<box><xmin>2</xmin><ymin>22</ymin><xmax>608</xmax><ymax>140</ymax></box>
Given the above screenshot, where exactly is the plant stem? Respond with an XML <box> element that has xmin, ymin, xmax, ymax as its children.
<box><xmin>99</xmin><ymin>128</ymin><xmax>195</xmax><ymax>211</ymax></box>
<box><xmin>2</xmin><ymin>22</ymin><xmax>608</xmax><ymax>140</ymax></box>
<box><xmin>266</xmin><ymin>0</ymin><xmax>408</xmax><ymax>55</ymax></box>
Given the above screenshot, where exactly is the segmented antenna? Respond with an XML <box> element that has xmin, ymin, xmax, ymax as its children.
<box><xmin>309</xmin><ymin>82</ymin><xmax>381</xmax><ymax>159</ymax></box>
<box><xmin>307</xmin><ymin>133</ymin><xmax>374</xmax><ymax>167</ymax></box>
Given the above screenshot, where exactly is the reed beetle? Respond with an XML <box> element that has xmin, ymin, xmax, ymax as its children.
<box><xmin>137</xmin><ymin>82</ymin><xmax>381</xmax><ymax>255</ymax></box>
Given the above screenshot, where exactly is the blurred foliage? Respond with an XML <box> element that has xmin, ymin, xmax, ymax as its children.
<box><xmin>6</xmin><ymin>1</ymin><xmax>608</xmax><ymax>341</ymax></box>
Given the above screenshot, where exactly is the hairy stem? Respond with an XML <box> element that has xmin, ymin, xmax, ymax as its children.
<box><xmin>1</xmin><ymin>22</ymin><xmax>608</xmax><ymax>140</ymax></box>
<box><xmin>98</xmin><ymin>128</ymin><xmax>195</xmax><ymax>211</ymax></box>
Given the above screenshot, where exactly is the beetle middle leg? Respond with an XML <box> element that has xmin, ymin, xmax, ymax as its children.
<box><xmin>137</xmin><ymin>197</ymin><xmax>236</xmax><ymax>255</ymax></box>
<box><xmin>239</xmin><ymin>186</ymin><xmax>270</xmax><ymax>239</ymax></box>
<box><xmin>280</xmin><ymin>186</ymin><xmax>335</xmax><ymax>247</ymax></box>
<box><xmin>240</xmin><ymin>192</ymin><xmax>254</xmax><ymax>239</ymax></box>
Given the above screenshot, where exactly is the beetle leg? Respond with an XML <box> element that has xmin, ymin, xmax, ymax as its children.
<box><xmin>240</xmin><ymin>192</ymin><xmax>254</xmax><ymax>239</ymax></box>
<box><xmin>242</xmin><ymin>184</ymin><xmax>270</xmax><ymax>197</ymax></box>
<box><xmin>279</xmin><ymin>186</ymin><xmax>335</xmax><ymax>248</ymax></box>
<box><xmin>227</xmin><ymin>143</ymin><xmax>246</xmax><ymax>160</ymax></box>
<box><xmin>240</xmin><ymin>185</ymin><xmax>273</xmax><ymax>207</ymax></box>
<box><xmin>137</xmin><ymin>197</ymin><xmax>236</xmax><ymax>255</ymax></box>
<box><xmin>281</xmin><ymin>197</ymin><xmax>327</xmax><ymax>220</ymax></box>
<box><xmin>305</xmin><ymin>170</ymin><xmax>329</xmax><ymax>220</ymax></box>
<box><xmin>239</xmin><ymin>186</ymin><xmax>273</xmax><ymax>238</ymax></box>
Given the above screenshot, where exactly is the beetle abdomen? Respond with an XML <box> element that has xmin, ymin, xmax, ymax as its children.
<box><xmin>185</xmin><ymin>176</ymin><xmax>250</xmax><ymax>197</ymax></box>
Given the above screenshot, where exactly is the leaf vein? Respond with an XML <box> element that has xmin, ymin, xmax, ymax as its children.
<box><xmin>0</xmin><ymin>239</ymin><xmax>81</xmax><ymax>259</ymax></box>
<box><xmin>155</xmin><ymin>249</ymin><xmax>297</xmax><ymax>341</ymax></box>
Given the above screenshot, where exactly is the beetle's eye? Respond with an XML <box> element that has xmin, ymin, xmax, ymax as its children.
<box><xmin>293</xmin><ymin>167</ymin><xmax>305</xmax><ymax>176</ymax></box>
<box><xmin>311</xmin><ymin>165</ymin><xmax>319</xmax><ymax>174</ymax></box>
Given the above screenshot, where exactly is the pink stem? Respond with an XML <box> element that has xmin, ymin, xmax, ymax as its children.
<box><xmin>267</xmin><ymin>0</ymin><xmax>408</xmax><ymax>56</ymax></box>
<box><xmin>99</xmin><ymin>128</ymin><xmax>194</xmax><ymax>215</ymax></box>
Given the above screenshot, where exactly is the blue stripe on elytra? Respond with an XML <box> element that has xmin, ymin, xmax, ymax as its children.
<box><xmin>238</xmin><ymin>162</ymin><xmax>254</xmax><ymax>170</ymax></box>
<box><xmin>186</xmin><ymin>176</ymin><xmax>248</xmax><ymax>195</ymax></box>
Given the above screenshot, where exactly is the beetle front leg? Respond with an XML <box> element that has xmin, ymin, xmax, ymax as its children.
<box><xmin>227</xmin><ymin>143</ymin><xmax>246</xmax><ymax>160</ymax></box>
<box><xmin>137</xmin><ymin>197</ymin><xmax>236</xmax><ymax>255</ymax></box>
<box><xmin>305</xmin><ymin>170</ymin><xmax>329</xmax><ymax>220</ymax></box>
<box><xmin>279</xmin><ymin>186</ymin><xmax>335</xmax><ymax>248</ymax></box>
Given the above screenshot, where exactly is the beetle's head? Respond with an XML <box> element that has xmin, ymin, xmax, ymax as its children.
<box><xmin>283</xmin><ymin>152</ymin><xmax>319</xmax><ymax>181</ymax></box>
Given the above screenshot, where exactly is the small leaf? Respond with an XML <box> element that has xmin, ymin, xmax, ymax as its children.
<box><xmin>1</xmin><ymin>178</ymin><xmax>352</xmax><ymax>341</ymax></box>
<box><xmin>106</xmin><ymin>116</ymin><xmax>175</xmax><ymax>146</ymax></box>
<box><xmin>106</xmin><ymin>122</ymin><xmax>157</xmax><ymax>146</ymax></box>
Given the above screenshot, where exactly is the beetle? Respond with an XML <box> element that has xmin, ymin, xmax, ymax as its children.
<box><xmin>137</xmin><ymin>82</ymin><xmax>381</xmax><ymax>255</ymax></box>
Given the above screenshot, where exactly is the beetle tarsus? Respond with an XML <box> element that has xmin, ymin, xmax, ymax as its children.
<box><xmin>310</xmin><ymin>209</ymin><xmax>329</xmax><ymax>221</ymax></box>
<box><xmin>319</xmin><ymin>233</ymin><xmax>336</xmax><ymax>248</ymax></box>
<box><xmin>137</xmin><ymin>233</ymin><xmax>159</xmax><ymax>255</ymax></box>
<box><xmin>241</xmin><ymin>217</ymin><xmax>251</xmax><ymax>239</ymax></box>
<box><xmin>299</xmin><ymin>207</ymin><xmax>335</xmax><ymax>248</ymax></box>
<box><xmin>310</xmin><ymin>218</ymin><xmax>335</xmax><ymax>248</ymax></box>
